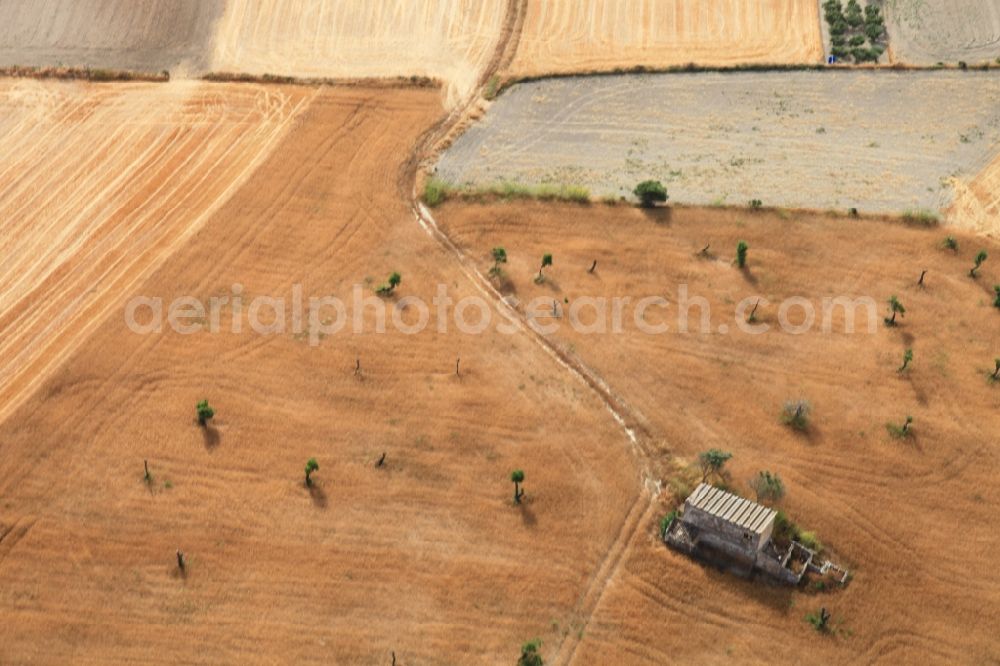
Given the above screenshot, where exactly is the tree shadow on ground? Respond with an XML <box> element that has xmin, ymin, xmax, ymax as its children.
<box><xmin>309</xmin><ymin>483</ymin><xmax>328</xmax><ymax>509</ymax></box>
<box><xmin>200</xmin><ymin>424</ymin><xmax>220</xmax><ymax>449</ymax></box>
<box><xmin>639</xmin><ymin>206</ymin><xmax>672</xmax><ymax>225</ymax></box>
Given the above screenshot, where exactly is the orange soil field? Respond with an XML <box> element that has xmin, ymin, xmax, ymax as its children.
<box><xmin>0</xmin><ymin>80</ymin><xmax>312</xmax><ymax>426</ymax></box>
<box><xmin>211</xmin><ymin>0</ymin><xmax>509</xmax><ymax>107</ymax></box>
<box><xmin>506</xmin><ymin>0</ymin><xmax>824</xmax><ymax>79</ymax></box>
<box><xmin>0</xmin><ymin>87</ymin><xmax>641</xmax><ymax>663</ymax></box>
<box><xmin>437</xmin><ymin>201</ymin><xmax>1000</xmax><ymax>663</ymax></box>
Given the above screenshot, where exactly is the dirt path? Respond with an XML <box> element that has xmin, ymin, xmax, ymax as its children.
<box><xmin>401</xmin><ymin>3</ymin><xmax>662</xmax><ymax>662</ymax></box>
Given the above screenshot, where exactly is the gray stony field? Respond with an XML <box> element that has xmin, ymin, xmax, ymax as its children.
<box><xmin>436</xmin><ymin>70</ymin><xmax>1000</xmax><ymax>214</ymax></box>
<box><xmin>0</xmin><ymin>0</ymin><xmax>224</xmax><ymax>74</ymax></box>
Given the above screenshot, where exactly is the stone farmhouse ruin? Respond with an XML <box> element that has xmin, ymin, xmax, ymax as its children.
<box><xmin>664</xmin><ymin>483</ymin><xmax>848</xmax><ymax>585</ymax></box>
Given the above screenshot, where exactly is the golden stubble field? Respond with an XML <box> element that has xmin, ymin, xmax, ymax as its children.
<box><xmin>0</xmin><ymin>79</ymin><xmax>313</xmax><ymax>426</ymax></box>
<box><xmin>507</xmin><ymin>0</ymin><xmax>824</xmax><ymax>78</ymax></box>
<box><xmin>437</xmin><ymin>200</ymin><xmax>1000</xmax><ymax>663</ymax></box>
<box><xmin>0</xmin><ymin>87</ymin><xmax>642</xmax><ymax>664</ymax></box>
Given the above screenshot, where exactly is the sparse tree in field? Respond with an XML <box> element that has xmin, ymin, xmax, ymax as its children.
<box><xmin>942</xmin><ymin>236</ymin><xmax>958</xmax><ymax>252</ymax></box>
<box><xmin>994</xmin><ymin>286</ymin><xmax>1000</xmax><ymax>309</ymax></box>
<box><xmin>736</xmin><ymin>241</ymin><xmax>749</xmax><ymax>269</ymax></box>
<box><xmin>992</xmin><ymin>359</ymin><xmax>1000</xmax><ymax>382</ymax></box>
<box><xmin>511</xmin><ymin>469</ymin><xmax>526</xmax><ymax>504</ymax></box>
<box><xmin>536</xmin><ymin>254</ymin><xmax>553</xmax><ymax>282</ymax></box>
<box><xmin>887</xmin><ymin>415</ymin><xmax>914</xmax><ymax>439</ymax></box>
<box><xmin>698</xmin><ymin>449</ymin><xmax>733</xmax><ymax>483</ymax></box>
<box><xmin>305</xmin><ymin>458</ymin><xmax>319</xmax><ymax>487</ymax></box>
<box><xmin>176</xmin><ymin>550</ymin><xmax>186</xmax><ymax>572</ymax></box>
<box><xmin>376</xmin><ymin>272</ymin><xmax>402</xmax><ymax>296</ymax></box>
<box><xmin>196</xmin><ymin>400</ymin><xmax>214</xmax><ymax>427</ymax></box>
<box><xmin>518</xmin><ymin>639</ymin><xmax>544</xmax><ymax>666</ymax></box>
<box><xmin>633</xmin><ymin>180</ymin><xmax>668</xmax><ymax>208</ymax></box>
<box><xmin>971</xmin><ymin>250</ymin><xmax>988</xmax><ymax>278</ymax></box>
<box><xmin>898</xmin><ymin>348</ymin><xmax>914</xmax><ymax>373</ymax></box>
<box><xmin>749</xmin><ymin>199</ymin><xmax>763</xmax><ymax>210</ymax></box>
<box><xmin>144</xmin><ymin>460</ymin><xmax>152</xmax><ymax>485</ymax></box>
<box><xmin>781</xmin><ymin>400</ymin><xmax>812</xmax><ymax>431</ymax></box>
<box><xmin>749</xmin><ymin>470</ymin><xmax>786</xmax><ymax>504</ymax></box>
<box><xmin>884</xmin><ymin>296</ymin><xmax>905</xmax><ymax>327</ymax></box>
<box><xmin>807</xmin><ymin>607</ymin><xmax>832</xmax><ymax>633</ymax></box>
<box><xmin>490</xmin><ymin>247</ymin><xmax>508</xmax><ymax>276</ymax></box>
<box><xmin>918</xmin><ymin>269</ymin><xmax>928</xmax><ymax>287</ymax></box>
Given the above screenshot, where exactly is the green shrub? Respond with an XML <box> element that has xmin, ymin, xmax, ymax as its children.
<box><xmin>942</xmin><ymin>236</ymin><xmax>958</xmax><ymax>251</ymax></box>
<box><xmin>634</xmin><ymin>180</ymin><xmax>668</xmax><ymax>207</ymax></box>
<box><xmin>376</xmin><ymin>272</ymin><xmax>402</xmax><ymax>296</ymax></box>
<box><xmin>698</xmin><ymin>449</ymin><xmax>733</xmax><ymax>483</ymax></box>
<box><xmin>806</xmin><ymin>608</ymin><xmax>832</xmax><ymax>633</ymax></box>
<box><xmin>798</xmin><ymin>530</ymin><xmax>823</xmax><ymax>552</ymax></box>
<box><xmin>886</xmin><ymin>415</ymin><xmax>914</xmax><ymax>439</ymax></box>
<box><xmin>196</xmin><ymin>400</ymin><xmax>214</xmax><ymax>426</ymax></box>
<box><xmin>511</xmin><ymin>469</ymin><xmax>525</xmax><ymax>504</ymax></box>
<box><xmin>518</xmin><ymin>640</ymin><xmax>544</xmax><ymax>666</ymax></box>
<box><xmin>901</xmin><ymin>210</ymin><xmax>939</xmax><ymax>226</ymax></box>
<box><xmin>749</xmin><ymin>470</ymin><xmax>785</xmax><ymax>503</ymax></box>
<box><xmin>971</xmin><ymin>250</ymin><xmax>988</xmax><ymax>277</ymax></box>
<box><xmin>748</xmin><ymin>199</ymin><xmax>763</xmax><ymax>210</ymax></box>
<box><xmin>423</xmin><ymin>177</ymin><xmax>453</xmax><ymax>207</ymax></box>
<box><xmin>305</xmin><ymin>458</ymin><xmax>319</xmax><ymax>486</ymax></box>
<box><xmin>898</xmin><ymin>348</ymin><xmax>913</xmax><ymax>373</ymax></box>
<box><xmin>884</xmin><ymin>295</ymin><xmax>905</xmax><ymax>326</ymax></box>
<box><xmin>781</xmin><ymin>400</ymin><xmax>811</xmax><ymax>431</ymax></box>
<box><xmin>736</xmin><ymin>240</ymin><xmax>749</xmax><ymax>268</ymax></box>
<box><xmin>659</xmin><ymin>510</ymin><xmax>678</xmax><ymax>539</ymax></box>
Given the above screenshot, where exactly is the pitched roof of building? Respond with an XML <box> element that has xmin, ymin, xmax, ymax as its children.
<box><xmin>685</xmin><ymin>483</ymin><xmax>776</xmax><ymax>535</ymax></box>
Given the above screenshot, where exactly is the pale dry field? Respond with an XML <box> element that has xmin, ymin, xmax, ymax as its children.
<box><xmin>211</xmin><ymin>0</ymin><xmax>509</xmax><ymax>107</ymax></box>
<box><xmin>886</xmin><ymin>0</ymin><xmax>1000</xmax><ymax>65</ymax></box>
<box><xmin>0</xmin><ymin>0</ymin><xmax>224</xmax><ymax>75</ymax></box>
<box><xmin>0</xmin><ymin>87</ymin><xmax>640</xmax><ymax>664</ymax></box>
<box><xmin>507</xmin><ymin>0</ymin><xmax>824</xmax><ymax>78</ymax></box>
<box><xmin>0</xmin><ymin>79</ymin><xmax>313</xmax><ymax>425</ymax></box>
<box><xmin>438</xmin><ymin>200</ymin><xmax>1000</xmax><ymax>663</ymax></box>
<box><xmin>436</xmin><ymin>71</ymin><xmax>1000</xmax><ymax>228</ymax></box>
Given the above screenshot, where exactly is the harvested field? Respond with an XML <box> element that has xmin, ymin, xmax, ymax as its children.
<box><xmin>436</xmin><ymin>71</ymin><xmax>1000</xmax><ymax>226</ymax></box>
<box><xmin>437</xmin><ymin>200</ymin><xmax>1000</xmax><ymax>663</ymax></box>
<box><xmin>0</xmin><ymin>88</ymin><xmax>639</xmax><ymax>663</ymax></box>
<box><xmin>211</xmin><ymin>0</ymin><xmax>508</xmax><ymax>107</ymax></box>
<box><xmin>886</xmin><ymin>0</ymin><xmax>1000</xmax><ymax>65</ymax></box>
<box><xmin>0</xmin><ymin>79</ymin><xmax>313</xmax><ymax>425</ymax></box>
<box><xmin>0</xmin><ymin>0</ymin><xmax>223</xmax><ymax>75</ymax></box>
<box><xmin>507</xmin><ymin>0</ymin><xmax>824</xmax><ymax>78</ymax></box>
<box><xmin>952</xmin><ymin>152</ymin><xmax>1000</xmax><ymax>235</ymax></box>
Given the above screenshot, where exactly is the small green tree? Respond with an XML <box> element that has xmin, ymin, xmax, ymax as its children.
<box><xmin>887</xmin><ymin>415</ymin><xmax>914</xmax><ymax>439</ymax></box>
<box><xmin>884</xmin><ymin>296</ymin><xmax>905</xmax><ymax>326</ymax></box>
<box><xmin>749</xmin><ymin>470</ymin><xmax>785</xmax><ymax>503</ymax></box>
<box><xmin>994</xmin><ymin>286</ymin><xmax>1000</xmax><ymax>309</ymax></box>
<box><xmin>749</xmin><ymin>199</ymin><xmax>763</xmax><ymax>210</ymax></box>
<box><xmin>305</xmin><ymin>458</ymin><xmax>319</xmax><ymax>486</ymax></box>
<box><xmin>518</xmin><ymin>639</ymin><xmax>544</xmax><ymax>666</ymax></box>
<box><xmin>511</xmin><ymin>469</ymin><xmax>525</xmax><ymax>504</ymax></box>
<box><xmin>633</xmin><ymin>180</ymin><xmax>668</xmax><ymax>207</ymax></box>
<box><xmin>807</xmin><ymin>607</ymin><xmax>832</xmax><ymax>633</ymax></box>
<box><xmin>736</xmin><ymin>241</ymin><xmax>749</xmax><ymax>268</ymax></box>
<box><xmin>991</xmin><ymin>358</ymin><xmax>1000</xmax><ymax>382</ymax></box>
<box><xmin>376</xmin><ymin>272</ymin><xmax>402</xmax><ymax>296</ymax></box>
<box><xmin>536</xmin><ymin>254</ymin><xmax>553</xmax><ymax>282</ymax></box>
<box><xmin>898</xmin><ymin>348</ymin><xmax>913</xmax><ymax>373</ymax></box>
<box><xmin>698</xmin><ymin>449</ymin><xmax>732</xmax><ymax>483</ymax></box>
<box><xmin>490</xmin><ymin>247</ymin><xmax>508</xmax><ymax>276</ymax></box>
<box><xmin>781</xmin><ymin>400</ymin><xmax>811</xmax><ymax>431</ymax></box>
<box><xmin>196</xmin><ymin>400</ymin><xmax>214</xmax><ymax>426</ymax></box>
<box><xmin>971</xmin><ymin>250</ymin><xmax>988</xmax><ymax>277</ymax></box>
<box><xmin>942</xmin><ymin>236</ymin><xmax>958</xmax><ymax>252</ymax></box>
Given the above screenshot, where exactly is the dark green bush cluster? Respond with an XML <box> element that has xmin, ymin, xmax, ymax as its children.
<box><xmin>824</xmin><ymin>0</ymin><xmax>885</xmax><ymax>63</ymax></box>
